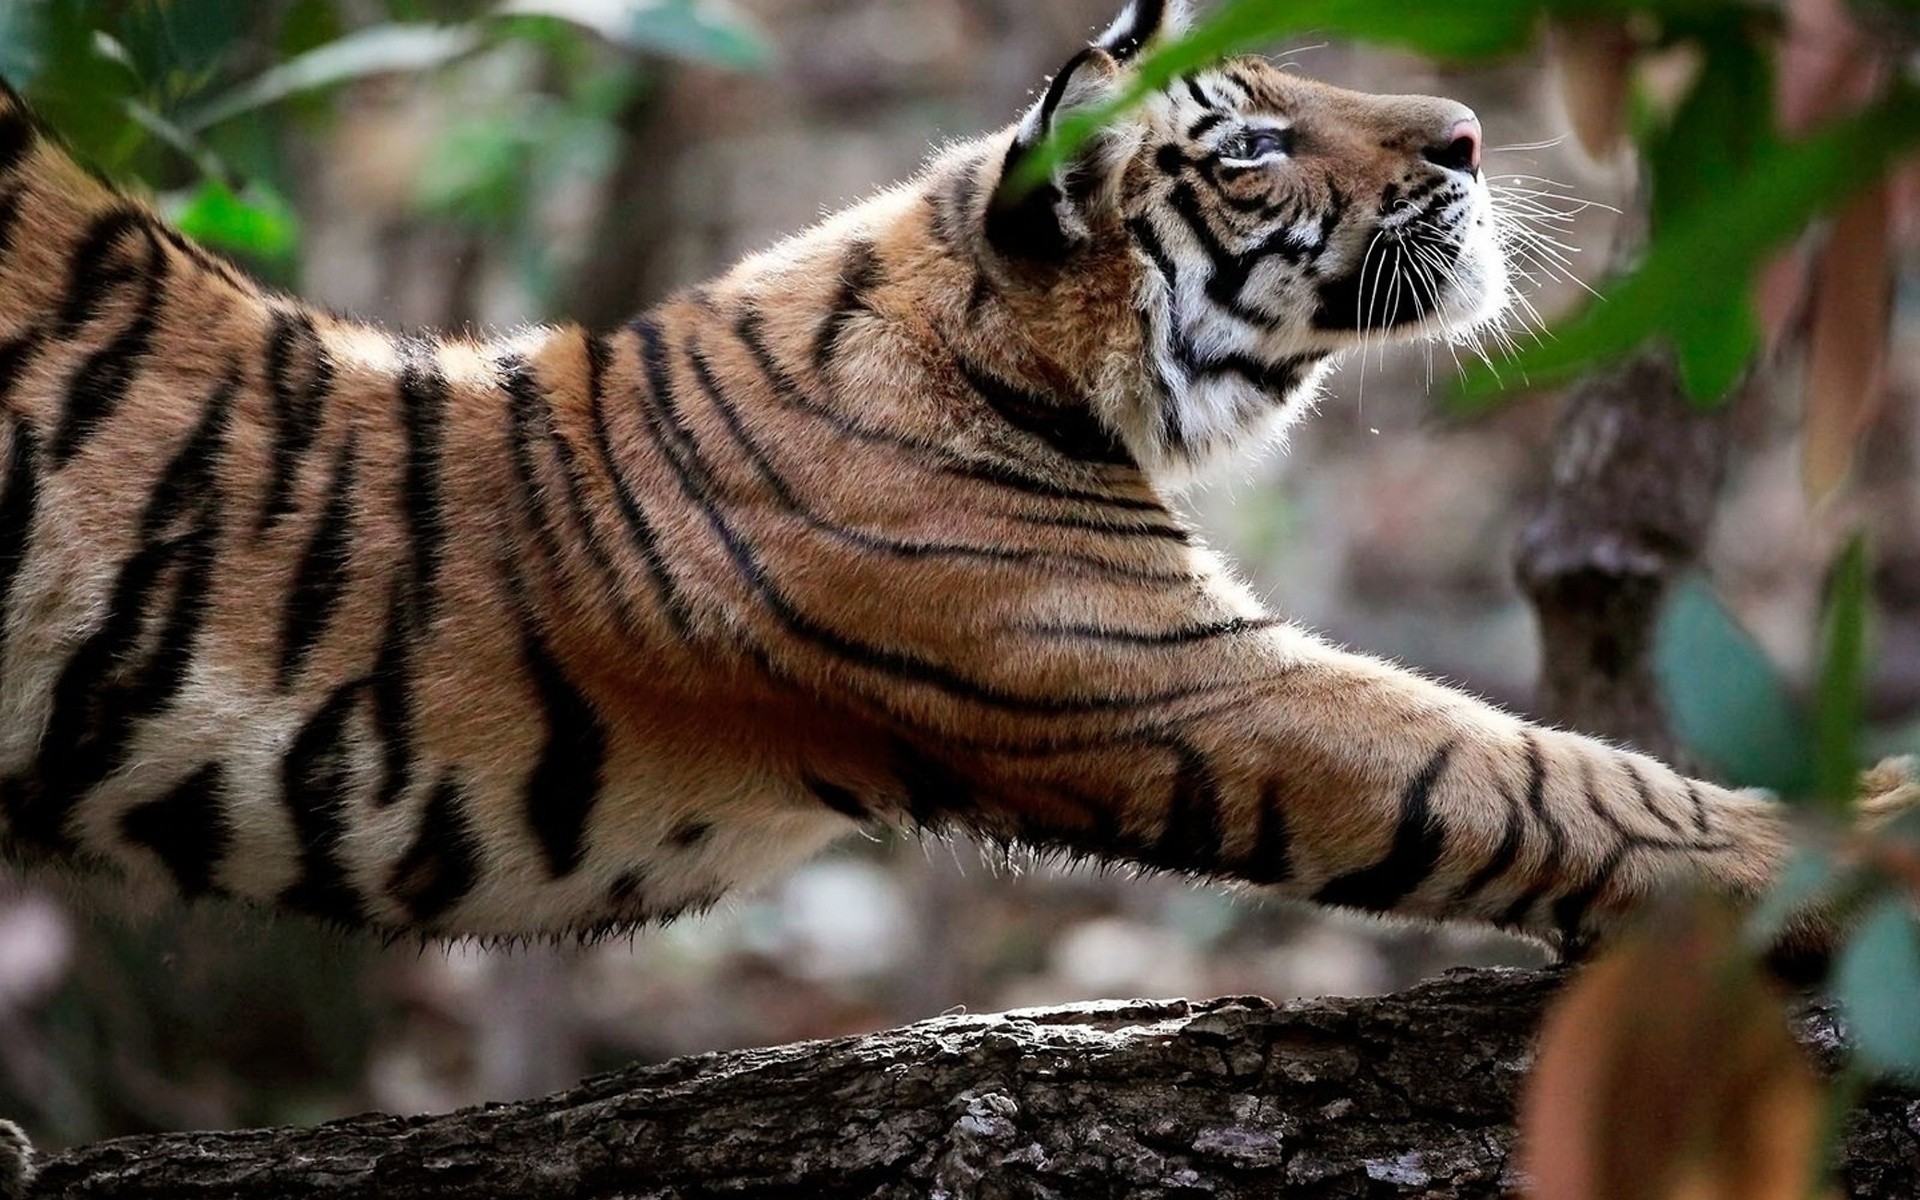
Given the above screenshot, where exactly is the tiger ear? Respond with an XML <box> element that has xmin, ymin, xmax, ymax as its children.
<box><xmin>984</xmin><ymin>1</ymin><xmax>1191</xmax><ymax>261</ymax></box>
<box><xmin>1096</xmin><ymin>0</ymin><xmax>1191</xmax><ymax>63</ymax></box>
<box><xmin>984</xmin><ymin>47</ymin><xmax>1125</xmax><ymax>261</ymax></box>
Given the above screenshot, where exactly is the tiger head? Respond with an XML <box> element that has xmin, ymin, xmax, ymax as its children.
<box><xmin>974</xmin><ymin>0</ymin><xmax>1512</xmax><ymax>472</ymax></box>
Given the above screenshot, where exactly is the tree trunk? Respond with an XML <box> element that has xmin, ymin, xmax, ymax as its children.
<box><xmin>1515</xmin><ymin>351</ymin><xmax>1729</xmax><ymax>763</ymax></box>
<box><xmin>12</xmin><ymin>967</ymin><xmax>1918</xmax><ymax>1199</ymax></box>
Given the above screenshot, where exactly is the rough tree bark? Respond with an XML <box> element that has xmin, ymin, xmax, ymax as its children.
<box><xmin>11</xmin><ymin>967</ymin><xmax>1916</xmax><ymax>1199</ymax></box>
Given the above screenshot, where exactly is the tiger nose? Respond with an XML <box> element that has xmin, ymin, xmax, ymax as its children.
<box><xmin>1424</xmin><ymin>115</ymin><xmax>1482</xmax><ymax>177</ymax></box>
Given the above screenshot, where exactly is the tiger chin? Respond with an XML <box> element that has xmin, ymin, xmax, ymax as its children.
<box><xmin>0</xmin><ymin>0</ymin><xmax>1901</xmax><ymax>961</ymax></box>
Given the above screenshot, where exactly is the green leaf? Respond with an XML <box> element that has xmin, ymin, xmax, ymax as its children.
<box><xmin>1743</xmin><ymin>847</ymin><xmax>1839</xmax><ymax>951</ymax></box>
<box><xmin>1814</xmin><ymin>533</ymin><xmax>1872</xmax><ymax>811</ymax></box>
<box><xmin>498</xmin><ymin>0</ymin><xmax>771</xmax><ymax>68</ymax></box>
<box><xmin>168</xmin><ymin>179</ymin><xmax>301</xmax><ymax>263</ymax></box>
<box><xmin>180</xmin><ymin>23</ymin><xmax>485</xmax><ymax>132</ymax></box>
<box><xmin>16</xmin><ymin>0</ymin><xmax>144</xmax><ymax>172</ymax></box>
<box><xmin>1644</xmin><ymin>20</ymin><xmax>1774</xmax><ymax>233</ymax></box>
<box><xmin>1654</xmin><ymin>574</ymin><xmax>1816</xmax><ymax>796</ymax></box>
<box><xmin>1835</xmin><ymin>896</ymin><xmax>1920</xmax><ymax>1079</ymax></box>
<box><xmin>0</xmin><ymin>2</ymin><xmax>44</xmax><ymax>82</ymax></box>
<box><xmin>1459</xmin><ymin>85</ymin><xmax>1920</xmax><ymax>406</ymax></box>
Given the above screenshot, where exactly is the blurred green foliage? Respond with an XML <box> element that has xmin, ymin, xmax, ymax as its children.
<box><xmin>1</xmin><ymin>0</ymin><xmax>767</xmax><ymax>287</ymax></box>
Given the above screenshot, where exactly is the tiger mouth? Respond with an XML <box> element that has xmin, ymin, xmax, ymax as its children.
<box><xmin>1307</xmin><ymin>195</ymin><xmax>1505</xmax><ymax>341</ymax></box>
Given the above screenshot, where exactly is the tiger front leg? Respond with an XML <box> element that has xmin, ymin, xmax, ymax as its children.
<box><xmin>926</xmin><ymin>631</ymin><xmax>1796</xmax><ymax>955</ymax></box>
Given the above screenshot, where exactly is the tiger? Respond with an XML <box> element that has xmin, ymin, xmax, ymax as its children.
<box><xmin>0</xmin><ymin>0</ymin><xmax>1906</xmax><ymax>963</ymax></box>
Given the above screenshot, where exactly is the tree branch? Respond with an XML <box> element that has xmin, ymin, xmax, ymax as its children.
<box><xmin>13</xmin><ymin>968</ymin><xmax>1917</xmax><ymax>1199</ymax></box>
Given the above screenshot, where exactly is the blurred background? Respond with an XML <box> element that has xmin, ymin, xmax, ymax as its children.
<box><xmin>0</xmin><ymin>0</ymin><xmax>1915</xmax><ymax>1149</ymax></box>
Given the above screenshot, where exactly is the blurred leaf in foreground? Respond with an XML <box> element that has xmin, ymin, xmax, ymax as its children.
<box><xmin>168</xmin><ymin>179</ymin><xmax>300</xmax><ymax>265</ymax></box>
<box><xmin>1801</xmin><ymin>185</ymin><xmax>1893</xmax><ymax>499</ymax></box>
<box><xmin>1655</xmin><ymin>575</ymin><xmax>1815</xmax><ymax>797</ymax></box>
<box><xmin>1461</xmin><ymin>84</ymin><xmax>1920</xmax><ymax>406</ymax></box>
<box><xmin>500</xmin><ymin>0</ymin><xmax>772</xmax><ymax>68</ymax></box>
<box><xmin>1520</xmin><ymin>901</ymin><xmax>1831</xmax><ymax>1200</ymax></box>
<box><xmin>179</xmin><ymin>24</ymin><xmax>486</xmax><ymax>132</ymax></box>
<box><xmin>1833</xmin><ymin>895</ymin><xmax>1920</xmax><ymax>1079</ymax></box>
<box><xmin>1813</xmin><ymin>534</ymin><xmax>1872</xmax><ymax>812</ymax></box>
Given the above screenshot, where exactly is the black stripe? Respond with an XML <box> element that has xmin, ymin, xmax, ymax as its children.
<box><xmin>0</xmin><ymin>419</ymin><xmax>39</xmax><ymax>669</ymax></box>
<box><xmin>369</xmin><ymin>578</ymin><xmax>418</xmax><ymax>810</ymax></box>
<box><xmin>607</xmin><ymin>870</ymin><xmax>647</xmax><ymax>913</ymax></box>
<box><xmin>148</xmin><ymin>220</ymin><xmax>249</xmax><ymax>297</ymax></box>
<box><xmin>806</xmin><ymin>775</ymin><xmax>871</xmax><ymax>823</ymax></box>
<box><xmin>53</xmin><ymin>215</ymin><xmax>168</xmax><ymax>465</ymax></box>
<box><xmin>1183</xmin><ymin>74</ymin><xmax>1211</xmax><ymax>109</ymax></box>
<box><xmin>1685</xmin><ymin>781</ymin><xmax>1711</xmax><ymax>834</ymax></box>
<box><xmin>945</xmin><ymin>457</ymin><xmax>1165</xmax><ymax>513</ymax></box>
<box><xmin>0</xmin><ymin>108</ymin><xmax>31</xmax><ymax>177</ymax></box>
<box><xmin>963</xmin><ymin>273</ymin><xmax>994</xmax><ymax>321</ymax></box>
<box><xmin>1623</xmin><ymin>761</ymin><xmax>1685</xmax><ymax>836</ymax></box>
<box><xmin>387</xmin><ymin>773</ymin><xmax>481</xmax><ymax>925</ymax></box>
<box><xmin>1241</xmin><ymin>781</ymin><xmax>1293</xmax><ymax>885</ymax></box>
<box><xmin>894</xmin><ymin>743</ymin><xmax>972</xmax><ymax>828</ymax></box>
<box><xmin>1187</xmin><ymin>112</ymin><xmax>1226</xmax><ymax>141</ymax></box>
<box><xmin>1552</xmin><ymin>847</ymin><xmax>1624</xmax><ymax>947</ymax></box>
<box><xmin>1314</xmin><ymin>742</ymin><xmax>1454</xmax><ymax>912</ymax></box>
<box><xmin>56</xmin><ymin>208</ymin><xmax>150</xmax><ymax>334</ymax></box>
<box><xmin>587</xmin><ymin>331</ymin><xmax>695</xmax><ymax>637</ymax></box>
<box><xmin>1190</xmin><ymin>352</ymin><xmax>1315</xmax><ymax>396</ymax></box>
<box><xmin>1101</xmin><ymin>0</ymin><xmax>1165</xmax><ymax>60</ymax></box>
<box><xmin>1142</xmin><ymin>742</ymin><xmax>1224</xmax><ymax>871</ymax></box>
<box><xmin>279</xmin><ymin>683</ymin><xmax>368</xmax><ymax>927</ymax></box>
<box><xmin>2</xmin><ymin>372</ymin><xmax>235</xmax><ymax>847</ymax></box>
<box><xmin>931</xmin><ymin>160</ymin><xmax>985</xmax><ymax>254</ymax></box>
<box><xmin>1497</xmin><ymin>734</ymin><xmax>1562</xmax><ymax>928</ymax></box>
<box><xmin>1312</xmin><ymin>184</ymin><xmax>1348</xmax><ymax>262</ymax></box>
<box><xmin>1165</xmin><ymin>182</ymin><xmax>1267</xmax><ymax>319</ymax></box>
<box><xmin>1164</xmin><ymin>182</ymin><xmax>1315</xmax><ymax>329</ymax></box>
<box><xmin>1010</xmin><ymin>509</ymin><xmax>1190</xmax><ymax>542</ymax></box>
<box><xmin>813</xmin><ymin>240</ymin><xmax>881</xmax><ymax>371</ymax></box>
<box><xmin>1578</xmin><ymin>762</ymin><xmax>1736</xmax><ymax>855</ymax></box>
<box><xmin>500</xmin><ymin>354</ymin><xmax>570</xmax><ymax>574</ymax></box>
<box><xmin>626</xmin><ymin>320</ymin><xmax>1226</xmax><ymax>717</ymax></box>
<box><xmin>120</xmin><ymin>763</ymin><xmax>232</xmax><ymax>898</ymax></box>
<box><xmin>740</xmin><ymin>310</ymin><xmax>1166</xmax><ymax>517</ymax></box>
<box><xmin>1454</xmin><ymin>779</ymin><xmax>1524</xmax><ymax>903</ymax></box>
<box><xmin>541</xmin><ymin>336</ymin><xmax>652</xmax><ymax>623</ymax></box>
<box><xmin>277</xmin><ymin>433</ymin><xmax>358</xmax><ymax>689</ymax></box>
<box><xmin>1027</xmin><ymin>615</ymin><xmax>1280</xmax><ymax>646</ymax></box>
<box><xmin>0</xmin><ymin>188</ymin><xmax>21</xmax><ymax>267</ymax></box>
<box><xmin>1128</xmin><ymin>216</ymin><xmax>1180</xmax><ymax>291</ymax></box>
<box><xmin>688</xmin><ymin>344</ymin><xmax>1182</xmax><ymax>570</ymax></box>
<box><xmin>519</xmin><ymin>615</ymin><xmax>607</xmax><ymax>879</ymax></box>
<box><xmin>955</xmin><ymin>359</ymin><xmax>1134</xmax><ymax>468</ymax></box>
<box><xmin>0</xmin><ymin>333</ymin><xmax>40</xmax><ymax>406</ymax></box>
<box><xmin>670</xmin><ymin>820</ymin><xmax>711</xmax><ymax>849</ymax></box>
<box><xmin>395</xmin><ymin>341</ymin><xmax>449</xmax><ymax>627</ymax></box>
<box><xmin>257</xmin><ymin>311</ymin><xmax>335</xmax><ymax>535</ymax></box>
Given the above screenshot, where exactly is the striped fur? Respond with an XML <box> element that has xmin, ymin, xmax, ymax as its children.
<box><xmin>0</xmin><ymin>8</ymin><xmax>1868</xmax><ymax>954</ymax></box>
